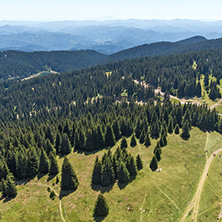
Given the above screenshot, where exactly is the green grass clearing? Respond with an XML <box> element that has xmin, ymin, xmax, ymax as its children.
<box><xmin>1</xmin><ymin>128</ymin><xmax>222</xmax><ymax>221</ymax></box>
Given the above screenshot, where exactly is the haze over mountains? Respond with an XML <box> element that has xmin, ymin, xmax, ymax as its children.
<box><xmin>1</xmin><ymin>19</ymin><xmax>222</xmax><ymax>54</ymax></box>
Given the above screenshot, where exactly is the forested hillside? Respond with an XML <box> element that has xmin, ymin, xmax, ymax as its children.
<box><xmin>104</xmin><ymin>36</ymin><xmax>222</xmax><ymax>63</ymax></box>
<box><xmin>0</xmin><ymin>50</ymin><xmax>106</xmax><ymax>79</ymax></box>
<box><xmin>1</xmin><ymin>49</ymin><xmax>222</xmax><ymax>122</ymax></box>
<box><xmin>1</xmin><ymin>48</ymin><xmax>222</xmax><ymax>221</ymax></box>
<box><xmin>2</xmin><ymin>36</ymin><xmax>222</xmax><ymax>81</ymax></box>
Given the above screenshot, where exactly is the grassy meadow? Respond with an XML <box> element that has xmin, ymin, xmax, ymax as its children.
<box><xmin>1</xmin><ymin>128</ymin><xmax>222</xmax><ymax>221</ymax></box>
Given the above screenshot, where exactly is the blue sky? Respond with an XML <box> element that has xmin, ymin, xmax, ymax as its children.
<box><xmin>0</xmin><ymin>0</ymin><xmax>222</xmax><ymax>21</ymax></box>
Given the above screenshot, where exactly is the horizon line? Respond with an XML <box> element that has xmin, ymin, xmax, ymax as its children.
<box><xmin>0</xmin><ymin>18</ymin><xmax>222</xmax><ymax>23</ymax></box>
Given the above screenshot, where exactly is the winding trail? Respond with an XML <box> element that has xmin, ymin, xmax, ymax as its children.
<box><xmin>210</xmin><ymin>98</ymin><xmax>222</xmax><ymax>110</ymax></box>
<box><xmin>29</xmin><ymin>182</ymin><xmax>66</xmax><ymax>222</ymax></box>
<box><xmin>181</xmin><ymin>147</ymin><xmax>222</xmax><ymax>222</ymax></box>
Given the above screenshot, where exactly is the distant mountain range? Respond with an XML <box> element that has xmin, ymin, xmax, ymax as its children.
<box><xmin>1</xmin><ymin>19</ymin><xmax>222</xmax><ymax>54</ymax></box>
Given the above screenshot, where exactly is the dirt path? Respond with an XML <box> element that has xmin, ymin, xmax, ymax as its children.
<box><xmin>134</xmin><ymin>80</ymin><xmax>202</xmax><ymax>106</ymax></box>
<box><xmin>133</xmin><ymin>79</ymin><xmax>222</xmax><ymax>109</ymax></box>
<box><xmin>21</xmin><ymin>70</ymin><xmax>59</xmax><ymax>81</ymax></box>
<box><xmin>210</xmin><ymin>98</ymin><xmax>222</xmax><ymax>109</ymax></box>
<box><xmin>29</xmin><ymin>182</ymin><xmax>66</xmax><ymax>222</ymax></box>
<box><xmin>181</xmin><ymin>147</ymin><xmax>222</xmax><ymax>222</ymax></box>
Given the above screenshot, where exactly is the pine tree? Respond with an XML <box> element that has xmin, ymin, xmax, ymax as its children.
<box><xmin>183</xmin><ymin>109</ymin><xmax>192</xmax><ymax>126</ymax></box>
<box><xmin>218</xmin><ymin>119</ymin><xmax>222</xmax><ymax>134</ymax></box>
<box><xmin>136</xmin><ymin>154</ymin><xmax>143</xmax><ymax>170</ymax></box>
<box><xmin>159</xmin><ymin>136</ymin><xmax>164</xmax><ymax>147</ymax></box>
<box><xmin>139</xmin><ymin>130</ymin><xmax>145</xmax><ymax>144</ymax></box>
<box><xmin>176</xmin><ymin>104</ymin><xmax>183</xmax><ymax>127</ymax></box>
<box><xmin>60</xmin><ymin>134</ymin><xmax>72</xmax><ymax>155</ymax></box>
<box><xmin>27</xmin><ymin>148</ymin><xmax>39</xmax><ymax>178</ymax></box>
<box><xmin>154</xmin><ymin>144</ymin><xmax>161</xmax><ymax>162</ymax></box>
<box><xmin>175</xmin><ymin>124</ymin><xmax>180</xmax><ymax>134</ymax></box>
<box><xmin>168</xmin><ymin>117</ymin><xmax>174</xmax><ymax>134</ymax></box>
<box><xmin>55</xmin><ymin>131</ymin><xmax>62</xmax><ymax>154</ymax></box>
<box><xmin>70</xmin><ymin>123</ymin><xmax>76</xmax><ymax>147</ymax></box>
<box><xmin>63</xmin><ymin>121</ymin><xmax>70</xmax><ymax>138</ymax></box>
<box><xmin>150</xmin><ymin>121</ymin><xmax>160</xmax><ymax>138</ymax></box>
<box><xmin>118</xmin><ymin>162</ymin><xmax>130</xmax><ymax>183</ymax></box>
<box><xmin>150</xmin><ymin>155</ymin><xmax>158</xmax><ymax>171</ymax></box>
<box><xmin>159</xmin><ymin>134</ymin><xmax>167</xmax><ymax>147</ymax></box>
<box><xmin>96</xmin><ymin>126</ymin><xmax>105</xmax><ymax>149</ymax></box>
<box><xmin>85</xmin><ymin>129</ymin><xmax>95</xmax><ymax>151</ymax></box>
<box><xmin>61</xmin><ymin>157</ymin><xmax>79</xmax><ymax>190</ymax></box>
<box><xmin>39</xmin><ymin>150</ymin><xmax>50</xmax><ymax>174</ymax></box>
<box><xmin>49</xmin><ymin>152</ymin><xmax>59</xmax><ymax>175</ymax></box>
<box><xmin>16</xmin><ymin>152</ymin><xmax>28</xmax><ymax>179</ymax></box>
<box><xmin>45</xmin><ymin>126</ymin><xmax>54</xmax><ymax>145</ymax></box>
<box><xmin>144</xmin><ymin>134</ymin><xmax>151</xmax><ymax>147</ymax></box>
<box><xmin>181</xmin><ymin>119</ymin><xmax>190</xmax><ymax>138</ymax></box>
<box><xmin>160</xmin><ymin>124</ymin><xmax>167</xmax><ymax>136</ymax></box>
<box><xmin>74</xmin><ymin>131</ymin><xmax>80</xmax><ymax>151</ymax></box>
<box><xmin>112</xmin><ymin>120</ymin><xmax>121</xmax><ymax>141</ymax></box>
<box><xmin>105</xmin><ymin>125</ymin><xmax>116</xmax><ymax>147</ymax></box>
<box><xmin>163</xmin><ymin>134</ymin><xmax>167</xmax><ymax>146</ymax></box>
<box><xmin>5</xmin><ymin>175</ymin><xmax>17</xmax><ymax>198</ymax></box>
<box><xmin>135</xmin><ymin>119</ymin><xmax>142</xmax><ymax>139</ymax></box>
<box><xmin>120</xmin><ymin>137</ymin><xmax>127</xmax><ymax>149</ymax></box>
<box><xmin>196</xmin><ymin>82</ymin><xmax>202</xmax><ymax>97</ymax></box>
<box><xmin>45</xmin><ymin>139</ymin><xmax>56</xmax><ymax>155</ymax></box>
<box><xmin>6</xmin><ymin>150</ymin><xmax>17</xmax><ymax>178</ymax></box>
<box><xmin>0</xmin><ymin>155</ymin><xmax>10</xmax><ymax>181</ymax></box>
<box><xmin>130</xmin><ymin>134</ymin><xmax>137</xmax><ymax>147</ymax></box>
<box><xmin>1</xmin><ymin>178</ymin><xmax>7</xmax><ymax>197</ymax></box>
<box><xmin>126</xmin><ymin>156</ymin><xmax>137</xmax><ymax>177</ymax></box>
<box><xmin>79</xmin><ymin>129</ymin><xmax>86</xmax><ymax>150</ymax></box>
<box><xmin>92</xmin><ymin>157</ymin><xmax>101</xmax><ymax>185</ymax></box>
<box><xmin>101</xmin><ymin>158</ymin><xmax>115</xmax><ymax>187</ymax></box>
<box><xmin>204</xmin><ymin>74</ymin><xmax>209</xmax><ymax>88</ymax></box>
<box><xmin>93</xmin><ymin>194</ymin><xmax>109</xmax><ymax>217</ymax></box>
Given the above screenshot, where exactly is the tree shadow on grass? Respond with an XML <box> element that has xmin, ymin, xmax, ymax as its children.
<box><xmin>3</xmin><ymin>196</ymin><xmax>15</xmax><ymax>203</ymax></box>
<box><xmin>16</xmin><ymin>176</ymin><xmax>36</xmax><ymax>185</ymax></box>
<box><xmin>59</xmin><ymin>189</ymin><xmax>76</xmax><ymax>200</ymax></box>
<box><xmin>74</xmin><ymin>147</ymin><xmax>111</xmax><ymax>156</ymax></box>
<box><xmin>47</xmin><ymin>174</ymin><xmax>56</xmax><ymax>182</ymax></box>
<box><xmin>117</xmin><ymin>181</ymin><xmax>129</xmax><ymax>190</ymax></box>
<box><xmin>117</xmin><ymin>176</ymin><xmax>136</xmax><ymax>190</ymax></box>
<box><xmin>91</xmin><ymin>182</ymin><xmax>115</xmax><ymax>194</ymax></box>
<box><xmin>93</xmin><ymin>215</ymin><xmax>107</xmax><ymax>222</ymax></box>
<box><xmin>180</xmin><ymin>135</ymin><xmax>190</xmax><ymax>141</ymax></box>
<box><xmin>37</xmin><ymin>173</ymin><xmax>46</xmax><ymax>180</ymax></box>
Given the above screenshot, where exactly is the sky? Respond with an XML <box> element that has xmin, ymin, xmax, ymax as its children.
<box><xmin>0</xmin><ymin>0</ymin><xmax>222</xmax><ymax>21</ymax></box>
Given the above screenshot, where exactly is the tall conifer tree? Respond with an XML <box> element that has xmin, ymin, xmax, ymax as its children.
<box><xmin>61</xmin><ymin>157</ymin><xmax>79</xmax><ymax>190</ymax></box>
<box><xmin>93</xmin><ymin>194</ymin><xmax>109</xmax><ymax>217</ymax></box>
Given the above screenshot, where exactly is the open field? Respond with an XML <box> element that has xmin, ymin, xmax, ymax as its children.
<box><xmin>21</xmin><ymin>70</ymin><xmax>59</xmax><ymax>81</ymax></box>
<box><xmin>1</xmin><ymin>128</ymin><xmax>222</xmax><ymax>221</ymax></box>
